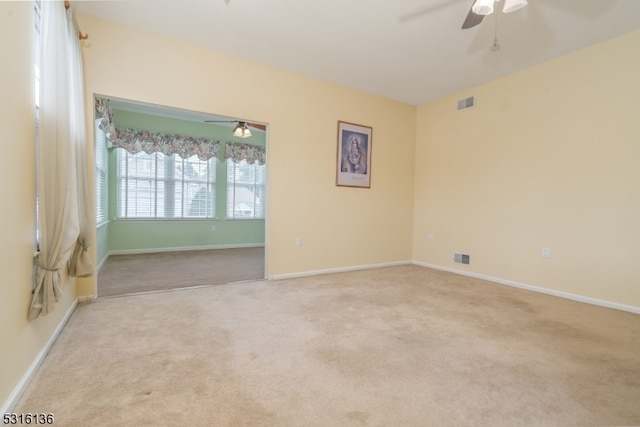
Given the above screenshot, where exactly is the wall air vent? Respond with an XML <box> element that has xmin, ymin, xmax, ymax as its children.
<box><xmin>453</xmin><ymin>252</ymin><xmax>471</xmax><ymax>265</ymax></box>
<box><xmin>457</xmin><ymin>96</ymin><xmax>475</xmax><ymax>111</ymax></box>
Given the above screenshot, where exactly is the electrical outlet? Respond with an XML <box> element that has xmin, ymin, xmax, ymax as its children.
<box><xmin>296</xmin><ymin>237</ymin><xmax>302</xmax><ymax>247</ymax></box>
<box><xmin>211</xmin><ymin>225</ymin><xmax>217</xmax><ymax>232</ymax></box>
<box><xmin>542</xmin><ymin>247</ymin><xmax>550</xmax><ymax>258</ymax></box>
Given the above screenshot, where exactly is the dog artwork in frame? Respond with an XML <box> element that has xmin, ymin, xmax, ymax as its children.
<box><xmin>336</xmin><ymin>121</ymin><xmax>372</xmax><ymax>188</ymax></box>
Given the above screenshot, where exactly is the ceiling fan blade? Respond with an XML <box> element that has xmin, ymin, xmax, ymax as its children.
<box><xmin>246</xmin><ymin>122</ymin><xmax>266</xmax><ymax>131</ymax></box>
<box><xmin>205</xmin><ymin>120</ymin><xmax>266</xmax><ymax>131</ymax></box>
<box><xmin>398</xmin><ymin>1</ymin><xmax>454</xmax><ymax>23</ymax></box>
<box><xmin>461</xmin><ymin>0</ymin><xmax>485</xmax><ymax>29</ymax></box>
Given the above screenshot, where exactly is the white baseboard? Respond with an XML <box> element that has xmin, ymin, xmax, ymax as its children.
<box><xmin>97</xmin><ymin>243</ymin><xmax>265</xmax><ymax>272</ymax></box>
<box><xmin>96</xmin><ymin>253</ymin><xmax>109</xmax><ymax>273</ymax></box>
<box><xmin>1</xmin><ymin>298</ymin><xmax>79</xmax><ymax>414</ymax></box>
<box><xmin>268</xmin><ymin>260</ymin><xmax>411</xmax><ymax>280</ymax></box>
<box><xmin>109</xmin><ymin>243</ymin><xmax>264</xmax><ymax>256</ymax></box>
<box><xmin>413</xmin><ymin>261</ymin><xmax>640</xmax><ymax>315</ymax></box>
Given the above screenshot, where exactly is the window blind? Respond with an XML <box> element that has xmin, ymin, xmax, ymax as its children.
<box><xmin>226</xmin><ymin>159</ymin><xmax>266</xmax><ymax>219</ymax></box>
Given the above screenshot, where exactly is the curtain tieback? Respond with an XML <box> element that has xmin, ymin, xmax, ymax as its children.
<box><xmin>36</xmin><ymin>263</ymin><xmax>59</xmax><ymax>273</ymax></box>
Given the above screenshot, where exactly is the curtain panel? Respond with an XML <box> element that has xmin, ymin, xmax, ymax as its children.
<box><xmin>95</xmin><ymin>98</ymin><xmax>220</xmax><ymax>161</ymax></box>
<box><xmin>67</xmin><ymin>7</ymin><xmax>93</xmax><ymax>279</ymax></box>
<box><xmin>225</xmin><ymin>141</ymin><xmax>266</xmax><ymax>165</ymax></box>
<box><xmin>30</xmin><ymin>3</ymin><xmax>94</xmax><ymax>320</ymax></box>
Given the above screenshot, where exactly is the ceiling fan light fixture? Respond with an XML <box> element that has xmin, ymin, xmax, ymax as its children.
<box><xmin>233</xmin><ymin>122</ymin><xmax>252</xmax><ymax>138</ymax></box>
<box><xmin>502</xmin><ymin>0</ymin><xmax>527</xmax><ymax>13</ymax></box>
<box><xmin>472</xmin><ymin>0</ymin><xmax>495</xmax><ymax>16</ymax></box>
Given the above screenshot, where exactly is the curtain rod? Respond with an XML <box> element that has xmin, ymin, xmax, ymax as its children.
<box><xmin>64</xmin><ymin>1</ymin><xmax>89</xmax><ymax>40</ymax></box>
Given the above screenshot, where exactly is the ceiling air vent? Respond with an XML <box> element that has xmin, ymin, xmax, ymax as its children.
<box><xmin>453</xmin><ymin>252</ymin><xmax>471</xmax><ymax>265</ymax></box>
<box><xmin>457</xmin><ymin>96</ymin><xmax>475</xmax><ymax>111</ymax></box>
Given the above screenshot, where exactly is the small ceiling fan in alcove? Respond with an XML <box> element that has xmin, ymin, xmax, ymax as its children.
<box><xmin>204</xmin><ymin>120</ymin><xmax>266</xmax><ymax>139</ymax></box>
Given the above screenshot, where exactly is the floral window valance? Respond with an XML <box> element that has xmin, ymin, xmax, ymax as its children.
<box><xmin>225</xmin><ymin>141</ymin><xmax>266</xmax><ymax>165</ymax></box>
<box><xmin>106</xmin><ymin>128</ymin><xmax>220</xmax><ymax>161</ymax></box>
<box><xmin>94</xmin><ymin>97</ymin><xmax>220</xmax><ymax>161</ymax></box>
<box><xmin>95</xmin><ymin>97</ymin><xmax>117</xmax><ymax>139</ymax></box>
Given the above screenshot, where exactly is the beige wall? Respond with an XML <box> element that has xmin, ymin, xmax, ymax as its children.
<box><xmin>76</xmin><ymin>13</ymin><xmax>416</xmax><ymax>289</ymax></box>
<box><xmin>414</xmin><ymin>29</ymin><xmax>640</xmax><ymax>308</ymax></box>
<box><xmin>0</xmin><ymin>2</ymin><xmax>78</xmax><ymax>410</ymax></box>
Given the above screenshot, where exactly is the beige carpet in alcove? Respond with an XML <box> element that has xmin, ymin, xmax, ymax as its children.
<box><xmin>98</xmin><ymin>247</ymin><xmax>265</xmax><ymax>297</ymax></box>
<box><xmin>15</xmin><ymin>265</ymin><xmax>640</xmax><ymax>426</ymax></box>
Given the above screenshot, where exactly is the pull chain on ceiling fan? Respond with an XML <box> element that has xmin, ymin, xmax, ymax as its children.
<box><xmin>490</xmin><ymin>12</ymin><xmax>501</xmax><ymax>52</ymax></box>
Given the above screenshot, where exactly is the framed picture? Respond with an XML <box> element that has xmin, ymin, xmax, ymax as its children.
<box><xmin>336</xmin><ymin>121</ymin><xmax>372</xmax><ymax>188</ymax></box>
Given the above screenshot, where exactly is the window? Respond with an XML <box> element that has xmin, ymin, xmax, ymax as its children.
<box><xmin>116</xmin><ymin>150</ymin><xmax>216</xmax><ymax>219</ymax></box>
<box><xmin>34</xmin><ymin>0</ymin><xmax>41</xmax><ymax>250</ymax></box>
<box><xmin>226</xmin><ymin>159</ymin><xmax>266</xmax><ymax>219</ymax></box>
<box><xmin>34</xmin><ymin>1</ymin><xmax>41</xmax><ymax>105</ymax></box>
<box><xmin>95</xmin><ymin>120</ymin><xmax>107</xmax><ymax>224</ymax></box>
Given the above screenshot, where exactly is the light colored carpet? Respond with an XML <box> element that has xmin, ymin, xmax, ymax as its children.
<box><xmin>98</xmin><ymin>247</ymin><xmax>265</xmax><ymax>297</ymax></box>
<box><xmin>15</xmin><ymin>265</ymin><xmax>640</xmax><ymax>426</ymax></box>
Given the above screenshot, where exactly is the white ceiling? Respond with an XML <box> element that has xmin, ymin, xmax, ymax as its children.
<box><xmin>74</xmin><ymin>0</ymin><xmax>640</xmax><ymax>106</ymax></box>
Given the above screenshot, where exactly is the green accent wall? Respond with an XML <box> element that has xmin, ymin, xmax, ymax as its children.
<box><xmin>96</xmin><ymin>106</ymin><xmax>266</xmax><ymax>260</ymax></box>
<box><xmin>108</xmin><ymin>219</ymin><xmax>265</xmax><ymax>252</ymax></box>
<box><xmin>96</xmin><ymin>223</ymin><xmax>110</xmax><ymax>266</ymax></box>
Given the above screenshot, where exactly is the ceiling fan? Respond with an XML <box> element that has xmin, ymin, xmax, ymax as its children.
<box><xmin>204</xmin><ymin>120</ymin><xmax>266</xmax><ymax>139</ymax></box>
<box><xmin>462</xmin><ymin>0</ymin><xmax>528</xmax><ymax>29</ymax></box>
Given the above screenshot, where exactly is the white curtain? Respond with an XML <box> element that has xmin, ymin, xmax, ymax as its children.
<box><xmin>30</xmin><ymin>2</ymin><xmax>93</xmax><ymax>320</ymax></box>
<box><xmin>67</xmin><ymin>7</ymin><xmax>93</xmax><ymax>278</ymax></box>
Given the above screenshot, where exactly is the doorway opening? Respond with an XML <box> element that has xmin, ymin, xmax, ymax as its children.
<box><xmin>94</xmin><ymin>96</ymin><xmax>267</xmax><ymax>297</ymax></box>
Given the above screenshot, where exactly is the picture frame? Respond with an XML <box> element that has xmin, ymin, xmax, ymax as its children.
<box><xmin>336</xmin><ymin>121</ymin><xmax>372</xmax><ymax>188</ymax></box>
